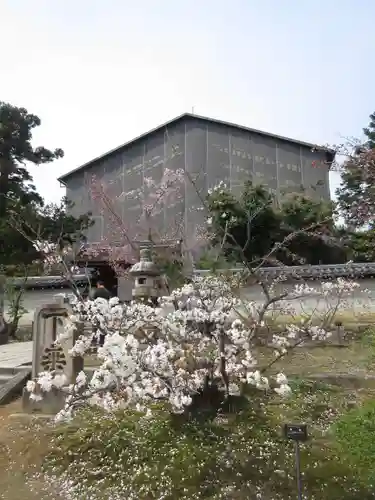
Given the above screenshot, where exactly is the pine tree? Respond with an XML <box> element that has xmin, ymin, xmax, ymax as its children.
<box><xmin>0</xmin><ymin>101</ymin><xmax>63</xmax><ymax>218</ymax></box>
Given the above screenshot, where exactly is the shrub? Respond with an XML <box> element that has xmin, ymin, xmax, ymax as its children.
<box><xmin>44</xmin><ymin>396</ymin><xmax>371</xmax><ymax>500</ymax></box>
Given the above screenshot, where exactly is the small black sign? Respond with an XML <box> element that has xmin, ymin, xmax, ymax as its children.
<box><xmin>283</xmin><ymin>424</ymin><xmax>308</xmax><ymax>442</ymax></box>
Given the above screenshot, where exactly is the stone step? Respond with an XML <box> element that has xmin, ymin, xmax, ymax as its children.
<box><xmin>0</xmin><ymin>366</ymin><xmax>32</xmax><ymax>386</ymax></box>
<box><xmin>0</xmin><ymin>368</ymin><xmax>31</xmax><ymax>405</ymax></box>
<box><xmin>0</xmin><ymin>366</ymin><xmax>31</xmax><ymax>376</ymax></box>
<box><xmin>0</xmin><ymin>373</ymin><xmax>13</xmax><ymax>384</ymax></box>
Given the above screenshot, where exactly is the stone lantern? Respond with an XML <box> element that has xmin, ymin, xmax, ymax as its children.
<box><xmin>129</xmin><ymin>248</ymin><xmax>161</xmax><ymax>303</ymax></box>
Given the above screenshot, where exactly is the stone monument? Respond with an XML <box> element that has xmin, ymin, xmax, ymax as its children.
<box><xmin>22</xmin><ymin>295</ymin><xmax>84</xmax><ymax>414</ymax></box>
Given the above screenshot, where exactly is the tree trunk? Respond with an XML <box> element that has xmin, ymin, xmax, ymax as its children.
<box><xmin>0</xmin><ymin>276</ymin><xmax>9</xmax><ymax>345</ymax></box>
<box><xmin>7</xmin><ymin>288</ymin><xmax>24</xmax><ymax>339</ymax></box>
<box><xmin>0</xmin><ymin>159</ymin><xmax>12</xmax><ymax>219</ymax></box>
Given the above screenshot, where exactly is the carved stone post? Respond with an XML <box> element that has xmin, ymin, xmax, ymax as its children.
<box><xmin>22</xmin><ymin>296</ymin><xmax>84</xmax><ymax>414</ymax></box>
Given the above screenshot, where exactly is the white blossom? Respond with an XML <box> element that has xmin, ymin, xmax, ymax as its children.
<box><xmin>75</xmin><ymin>371</ymin><xmax>87</xmax><ymax>388</ymax></box>
<box><xmin>275</xmin><ymin>373</ymin><xmax>288</xmax><ymax>385</ymax></box>
<box><xmin>24</xmin><ymin>274</ymin><xmax>367</xmax><ymax>420</ymax></box>
<box><xmin>274</xmin><ymin>383</ymin><xmax>292</xmax><ymax>397</ymax></box>
<box><xmin>26</xmin><ymin>380</ymin><xmax>36</xmax><ymax>393</ymax></box>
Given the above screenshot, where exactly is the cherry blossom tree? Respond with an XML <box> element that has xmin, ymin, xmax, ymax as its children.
<box><xmin>88</xmin><ymin>166</ymin><xmax>186</xmax><ymax>275</ymax></box>
<box><xmin>21</xmin><ymin>160</ymin><xmax>372</xmax><ymax>422</ymax></box>
<box><xmin>24</xmin><ymin>260</ymin><xmax>368</xmax><ymax>422</ymax></box>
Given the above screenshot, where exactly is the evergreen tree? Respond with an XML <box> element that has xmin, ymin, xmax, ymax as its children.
<box><xmin>0</xmin><ymin>100</ymin><xmax>92</xmax><ymax>272</ymax></box>
<box><xmin>336</xmin><ymin>112</ymin><xmax>375</xmax><ymax>228</ymax></box>
<box><xmin>0</xmin><ymin>101</ymin><xmax>63</xmax><ymax>218</ymax></box>
<box><xmin>363</xmin><ymin>112</ymin><xmax>375</xmax><ymax>149</ymax></box>
<box><xmin>206</xmin><ymin>181</ymin><xmax>346</xmax><ymax>266</ymax></box>
<box><xmin>344</xmin><ymin>229</ymin><xmax>375</xmax><ymax>263</ymax></box>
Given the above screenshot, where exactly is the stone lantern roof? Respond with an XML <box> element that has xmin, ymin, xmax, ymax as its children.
<box><xmin>129</xmin><ymin>248</ymin><xmax>160</xmax><ymax>277</ymax></box>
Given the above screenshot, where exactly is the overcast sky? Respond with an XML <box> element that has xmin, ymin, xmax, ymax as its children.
<box><xmin>1</xmin><ymin>0</ymin><xmax>374</xmax><ymax>203</ymax></box>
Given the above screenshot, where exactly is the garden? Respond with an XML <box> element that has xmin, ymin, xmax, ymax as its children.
<box><xmin>0</xmin><ymin>271</ymin><xmax>374</xmax><ymax>500</ymax></box>
<box><xmin>2</xmin><ymin>102</ymin><xmax>375</xmax><ymax>499</ymax></box>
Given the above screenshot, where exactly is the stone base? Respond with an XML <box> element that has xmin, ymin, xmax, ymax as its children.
<box><xmin>22</xmin><ymin>386</ymin><xmax>66</xmax><ymax>414</ymax></box>
<box><xmin>0</xmin><ymin>369</ymin><xmax>31</xmax><ymax>405</ymax></box>
<box><xmin>0</xmin><ymin>321</ymin><xmax>9</xmax><ymax>345</ymax></box>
